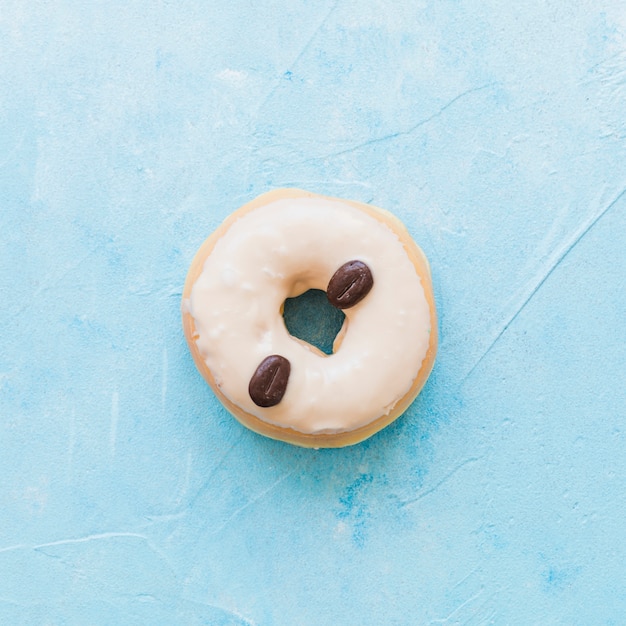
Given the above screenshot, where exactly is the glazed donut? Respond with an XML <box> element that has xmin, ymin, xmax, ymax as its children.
<box><xmin>182</xmin><ymin>189</ymin><xmax>437</xmax><ymax>448</ymax></box>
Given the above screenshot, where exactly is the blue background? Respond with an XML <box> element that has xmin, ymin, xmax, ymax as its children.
<box><xmin>2</xmin><ymin>1</ymin><xmax>626</xmax><ymax>624</ymax></box>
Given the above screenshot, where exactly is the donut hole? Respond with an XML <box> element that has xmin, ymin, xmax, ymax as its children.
<box><xmin>282</xmin><ymin>289</ymin><xmax>346</xmax><ymax>355</ymax></box>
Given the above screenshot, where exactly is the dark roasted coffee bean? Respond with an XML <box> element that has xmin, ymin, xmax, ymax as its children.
<box><xmin>327</xmin><ymin>260</ymin><xmax>374</xmax><ymax>309</ymax></box>
<box><xmin>248</xmin><ymin>355</ymin><xmax>291</xmax><ymax>407</ymax></box>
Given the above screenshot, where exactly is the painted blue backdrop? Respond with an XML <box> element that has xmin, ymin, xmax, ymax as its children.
<box><xmin>1</xmin><ymin>1</ymin><xmax>625</xmax><ymax>624</ymax></box>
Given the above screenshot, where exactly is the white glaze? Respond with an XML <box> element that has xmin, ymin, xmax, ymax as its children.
<box><xmin>188</xmin><ymin>196</ymin><xmax>431</xmax><ymax>434</ymax></box>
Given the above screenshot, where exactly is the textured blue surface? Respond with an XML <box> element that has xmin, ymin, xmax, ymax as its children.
<box><xmin>2</xmin><ymin>1</ymin><xmax>626</xmax><ymax>624</ymax></box>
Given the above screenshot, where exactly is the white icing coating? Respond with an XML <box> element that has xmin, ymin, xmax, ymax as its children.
<box><xmin>188</xmin><ymin>196</ymin><xmax>431</xmax><ymax>434</ymax></box>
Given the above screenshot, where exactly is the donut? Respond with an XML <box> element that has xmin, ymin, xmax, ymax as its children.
<box><xmin>182</xmin><ymin>189</ymin><xmax>437</xmax><ymax>448</ymax></box>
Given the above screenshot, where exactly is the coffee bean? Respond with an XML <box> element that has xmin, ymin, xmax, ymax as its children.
<box><xmin>248</xmin><ymin>355</ymin><xmax>291</xmax><ymax>407</ymax></box>
<box><xmin>327</xmin><ymin>260</ymin><xmax>374</xmax><ymax>309</ymax></box>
